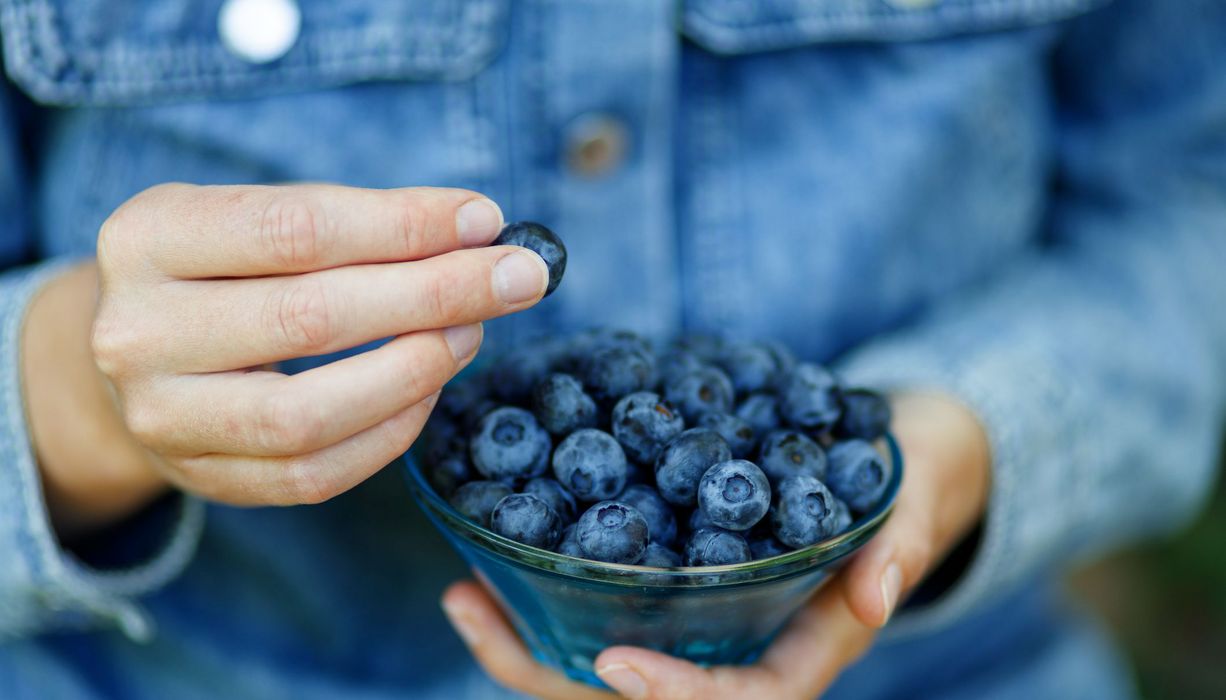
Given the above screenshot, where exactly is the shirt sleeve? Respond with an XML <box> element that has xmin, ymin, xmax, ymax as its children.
<box><xmin>0</xmin><ymin>79</ymin><xmax>205</xmax><ymax>641</ymax></box>
<box><xmin>837</xmin><ymin>0</ymin><xmax>1226</xmax><ymax>635</ymax></box>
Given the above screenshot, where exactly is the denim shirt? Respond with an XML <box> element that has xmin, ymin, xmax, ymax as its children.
<box><xmin>2</xmin><ymin>0</ymin><xmax>1224</xmax><ymax>698</ymax></box>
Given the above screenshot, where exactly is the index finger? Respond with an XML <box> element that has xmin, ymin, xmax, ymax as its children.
<box><xmin>109</xmin><ymin>183</ymin><xmax>503</xmax><ymax>279</ymax></box>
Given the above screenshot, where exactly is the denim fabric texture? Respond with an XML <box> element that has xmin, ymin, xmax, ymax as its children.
<box><xmin>1</xmin><ymin>0</ymin><xmax>1224</xmax><ymax>697</ymax></box>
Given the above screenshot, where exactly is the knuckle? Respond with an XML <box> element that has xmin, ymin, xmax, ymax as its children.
<box><xmin>254</xmin><ymin>392</ymin><xmax>322</xmax><ymax>454</ymax></box>
<box><xmin>264</xmin><ymin>281</ymin><xmax>337</xmax><ymax>354</ymax></box>
<box><xmin>258</xmin><ymin>192</ymin><xmax>330</xmax><ymax>269</ymax></box>
<box><xmin>123</xmin><ymin>399</ymin><xmax>166</xmax><ymax>447</ymax></box>
<box><xmin>90</xmin><ymin>310</ymin><xmax>138</xmax><ymax>378</ymax></box>
<box><xmin>419</xmin><ymin>274</ymin><xmax>453</xmax><ymax>324</ymax></box>
<box><xmin>281</xmin><ymin>457</ymin><xmax>335</xmax><ymax>505</ymax></box>
<box><xmin>392</xmin><ymin>191</ymin><xmax>426</xmax><ymax>256</ymax></box>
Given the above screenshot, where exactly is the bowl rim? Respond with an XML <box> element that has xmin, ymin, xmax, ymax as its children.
<box><xmin>402</xmin><ymin>434</ymin><xmax>902</xmax><ymax>587</ymax></box>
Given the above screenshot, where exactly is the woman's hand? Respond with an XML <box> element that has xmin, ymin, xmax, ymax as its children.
<box><xmin>440</xmin><ymin>392</ymin><xmax>991</xmax><ymax>699</ymax></box>
<box><xmin>25</xmin><ymin>183</ymin><xmax>548</xmax><ymax>536</ymax></box>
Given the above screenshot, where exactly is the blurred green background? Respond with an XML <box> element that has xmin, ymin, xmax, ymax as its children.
<box><xmin>1070</xmin><ymin>446</ymin><xmax>1226</xmax><ymax>699</ymax></box>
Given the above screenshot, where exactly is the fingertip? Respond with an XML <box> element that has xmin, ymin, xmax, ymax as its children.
<box><xmin>841</xmin><ymin>540</ymin><xmax>895</xmax><ymax>628</ymax></box>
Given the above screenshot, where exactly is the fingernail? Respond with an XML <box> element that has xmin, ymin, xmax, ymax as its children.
<box><xmin>456</xmin><ymin>199</ymin><xmax>503</xmax><ymax>247</ymax></box>
<box><xmin>880</xmin><ymin>562</ymin><xmax>903</xmax><ymax>626</ymax></box>
<box><xmin>442</xmin><ymin>600</ymin><xmax>480</xmax><ymax>646</ymax></box>
<box><xmin>443</xmin><ymin>323</ymin><xmax>482</xmax><ymax>361</ymax></box>
<box><xmin>596</xmin><ymin>663</ymin><xmax>648</xmax><ymax>699</ymax></box>
<box><xmin>492</xmin><ymin>250</ymin><xmax>547</xmax><ymax>304</ymax></box>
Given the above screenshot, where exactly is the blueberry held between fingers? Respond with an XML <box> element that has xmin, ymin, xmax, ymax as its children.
<box><xmin>617</xmin><ymin>483</ymin><xmax>678</xmax><ymax>547</ymax></box>
<box><xmin>575</xmin><ymin>501</ymin><xmax>650</xmax><ymax>564</ymax></box>
<box><xmin>779</xmin><ymin>363</ymin><xmax>843</xmax><ymax>432</ymax></box>
<box><xmin>684</xmin><ymin>527</ymin><xmax>751</xmax><ymax>567</ymax></box>
<box><xmin>826</xmin><ymin>439</ymin><xmax>890</xmax><ymax>512</ymax></box>
<box><xmin>521</xmin><ymin>477</ymin><xmax>578</xmax><ymax>524</ymax></box>
<box><xmin>552</xmin><ymin>428</ymin><xmax>629</xmax><ymax>501</ymax></box>
<box><xmin>757</xmin><ymin>429</ymin><xmax>828</xmax><ymax>485</ymax></box>
<box><xmin>654</xmin><ymin>428</ymin><xmax>733</xmax><ymax>507</ymax></box>
<box><xmin>697</xmin><ymin>459</ymin><xmax>771</xmax><ymax>531</ymax></box>
<box><xmin>611</xmin><ymin>391</ymin><xmax>685</xmax><ymax>464</ymax></box>
<box><xmin>470</xmin><ymin>407</ymin><xmax>552</xmax><ymax>482</ymax></box>
<box><xmin>490</xmin><ymin>493</ymin><xmax>563</xmax><ymax>549</ymax></box>
<box><xmin>449</xmin><ymin>480</ymin><xmax>513</xmax><ymax>528</ymax></box>
<box><xmin>835</xmin><ymin>388</ymin><xmax>892</xmax><ymax>441</ymax></box>
<box><xmin>532</xmin><ymin>373</ymin><xmax>598</xmax><ymax>436</ymax></box>
<box><xmin>493</xmin><ymin>221</ymin><xmax>566</xmax><ymax>296</ymax></box>
<box><xmin>771</xmin><ymin>475</ymin><xmax>850</xmax><ymax>549</ymax></box>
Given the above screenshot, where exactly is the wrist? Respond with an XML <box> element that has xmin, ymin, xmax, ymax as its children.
<box><xmin>21</xmin><ymin>262</ymin><xmax>169</xmax><ymax>540</ymax></box>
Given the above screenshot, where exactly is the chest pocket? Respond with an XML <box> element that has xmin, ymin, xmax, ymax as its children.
<box><xmin>0</xmin><ymin>0</ymin><xmax>507</xmax><ymax>106</ymax></box>
<box><xmin>681</xmin><ymin>0</ymin><xmax>1110</xmax><ymax>52</ymax></box>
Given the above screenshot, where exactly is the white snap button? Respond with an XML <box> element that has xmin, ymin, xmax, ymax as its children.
<box><xmin>219</xmin><ymin>0</ymin><xmax>301</xmax><ymax>64</ymax></box>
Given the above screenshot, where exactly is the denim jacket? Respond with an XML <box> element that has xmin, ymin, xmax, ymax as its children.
<box><xmin>1</xmin><ymin>0</ymin><xmax>1224</xmax><ymax>697</ymax></box>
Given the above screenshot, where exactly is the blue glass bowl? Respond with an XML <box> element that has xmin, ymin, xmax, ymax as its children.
<box><xmin>402</xmin><ymin>435</ymin><xmax>902</xmax><ymax>687</ymax></box>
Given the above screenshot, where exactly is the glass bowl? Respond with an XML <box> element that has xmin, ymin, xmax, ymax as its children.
<box><xmin>401</xmin><ymin>435</ymin><xmax>903</xmax><ymax>687</ymax></box>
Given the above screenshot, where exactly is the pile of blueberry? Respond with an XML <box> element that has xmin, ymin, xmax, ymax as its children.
<box><xmin>419</xmin><ymin>327</ymin><xmax>893</xmax><ymax>569</ymax></box>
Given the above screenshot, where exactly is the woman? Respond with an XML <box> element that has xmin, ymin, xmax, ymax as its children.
<box><xmin>1</xmin><ymin>0</ymin><xmax>1222</xmax><ymax>698</ymax></box>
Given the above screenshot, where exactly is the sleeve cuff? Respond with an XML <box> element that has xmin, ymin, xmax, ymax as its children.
<box><xmin>0</xmin><ymin>260</ymin><xmax>205</xmax><ymax>641</ymax></box>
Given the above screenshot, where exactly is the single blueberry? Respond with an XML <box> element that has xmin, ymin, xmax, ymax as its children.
<box><xmin>428</xmin><ymin>453</ymin><xmax>472</xmax><ymax>498</ymax></box>
<box><xmin>654</xmin><ymin>428</ymin><xmax>733</xmax><ymax>507</ymax></box>
<box><xmin>735</xmin><ymin>393</ymin><xmax>782</xmax><ymax>436</ymax></box>
<box><xmin>493</xmin><ymin>221</ymin><xmax>566</xmax><ymax>296</ymax></box>
<box><xmin>470</xmin><ymin>407</ymin><xmax>552</xmax><ymax>482</ymax></box>
<box><xmin>638</xmin><ymin>542</ymin><xmax>682</xmax><ymax>568</ymax></box>
<box><xmin>449</xmin><ymin>480</ymin><xmax>513</xmax><ymax>528</ymax></box>
<box><xmin>488</xmin><ymin>342</ymin><xmax>565</xmax><ymax>404</ymax></box>
<box><xmin>757</xmin><ymin>429</ymin><xmax>828</xmax><ymax>485</ymax></box>
<box><xmin>825</xmin><ymin>440</ymin><xmax>890</xmax><ymax>512</ymax></box>
<box><xmin>490</xmin><ymin>493</ymin><xmax>563</xmax><ymax>549</ymax></box>
<box><xmin>611</xmin><ymin>391</ymin><xmax>686</xmax><ymax>464</ymax></box>
<box><xmin>835</xmin><ymin>389</ymin><xmax>892</xmax><ymax>441</ymax></box>
<box><xmin>664</xmin><ymin>366</ymin><xmax>735</xmax><ymax>422</ymax></box>
<box><xmin>695</xmin><ymin>411</ymin><xmax>757</xmax><ymax>459</ymax></box>
<box><xmin>688</xmin><ymin>507</ymin><xmax>715</xmax><ymax>532</ymax></box>
<box><xmin>551</xmin><ymin>428</ymin><xmax>629</xmax><ymax>501</ymax></box>
<box><xmin>779</xmin><ymin>363</ymin><xmax>843</xmax><ymax>432</ymax></box>
<box><xmin>657</xmin><ymin>349</ymin><xmax>705</xmax><ymax>388</ymax></box>
<box><xmin>684</xmin><ymin>527</ymin><xmax>751</xmax><ymax>567</ymax></box>
<box><xmin>460</xmin><ymin>398</ymin><xmax>501</xmax><ymax>435</ymax></box>
<box><xmin>522</xmin><ymin>477</ymin><xmax>578</xmax><ymax>524</ymax></box>
<box><xmin>748</xmin><ymin>533</ymin><xmax>792</xmax><ymax>560</ymax></box>
<box><xmin>697</xmin><ymin>459</ymin><xmax>772</xmax><ymax>531</ymax></box>
<box><xmin>582</xmin><ymin>345</ymin><xmax>658</xmax><ymax>404</ymax></box>
<box><xmin>532</xmin><ymin>373</ymin><xmax>598</xmax><ymax>436</ymax></box>
<box><xmin>617</xmin><ymin>484</ymin><xmax>679</xmax><ymax>547</ymax></box>
<box><xmin>718</xmin><ymin>342</ymin><xmax>781</xmax><ymax>395</ymax></box>
<box><xmin>437</xmin><ymin>378</ymin><xmax>489</xmax><ymax>422</ymax></box>
<box><xmin>575</xmin><ymin>501</ymin><xmax>650</xmax><ymax>564</ymax></box>
<box><xmin>556</xmin><ymin>524</ymin><xmax>585</xmax><ymax>558</ymax></box>
<box><xmin>759</xmin><ymin>340</ymin><xmax>797</xmax><ymax>377</ymax></box>
<box><xmin>770</xmin><ymin>475</ymin><xmax>851</xmax><ymax>549</ymax></box>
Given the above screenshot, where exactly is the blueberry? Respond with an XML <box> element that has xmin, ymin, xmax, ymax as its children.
<box><xmin>697</xmin><ymin>459</ymin><xmax>772</xmax><ymax>531</ymax></box>
<box><xmin>695</xmin><ymin>412</ymin><xmax>756</xmax><ymax>460</ymax></box>
<box><xmin>770</xmin><ymin>475</ymin><xmax>851</xmax><ymax>549</ymax></box>
<box><xmin>657</xmin><ymin>349</ymin><xmax>705</xmax><ymax>388</ymax></box>
<box><xmin>588</xmin><ymin>328</ymin><xmax>653</xmax><ymax>356</ymax></box>
<box><xmin>493</xmin><ymin>221</ymin><xmax>566</xmax><ymax>296</ymax></box>
<box><xmin>449</xmin><ymin>480</ymin><xmax>513</xmax><ymax>528</ymax></box>
<box><xmin>552</xmin><ymin>428</ymin><xmax>629</xmax><ymax>501</ymax></box>
<box><xmin>437</xmin><ymin>378</ymin><xmax>489</xmax><ymax>421</ymax></box>
<box><xmin>532</xmin><ymin>373</ymin><xmax>598</xmax><ymax>436</ymax></box>
<box><xmin>671</xmin><ymin>334</ymin><xmax>726</xmax><ymax>363</ymax></box>
<box><xmin>489</xmin><ymin>342</ymin><xmax>564</xmax><ymax>404</ymax></box>
<box><xmin>575</xmin><ymin>501</ymin><xmax>650</xmax><ymax>564</ymax></box>
<box><xmin>826</xmin><ymin>440</ymin><xmax>890</xmax><ymax>512</ymax></box>
<box><xmin>490</xmin><ymin>493</ymin><xmax>563</xmax><ymax>549</ymax></box>
<box><xmin>688</xmin><ymin>507</ymin><xmax>715</xmax><ymax>532</ymax></box>
<box><xmin>460</xmin><ymin>398</ymin><xmax>501</xmax><ymax>435</ymax></box>
<box><xmin>748</xmin><ymin>533</ymin><xmax>791</xmax><ymax>560</ymax></box>
<box><xmin>556</xmin><ymin>524</ymin><xmax>585</xmax><ymax>558</ymax></box>
<box><xmin>638</xmin><ymin>542</ymin><xmax>682</xmax><ymax>568</ymax></box>
<box><xmin>654</xmin><ymin>428</ymin><xmax>732</xmax><ymax>507</ymax></box>
<box><xmin>779</xmin><ymin>363</ymin><xmax>843</xmax><ymax>432</ymax></box>
<box><xmin>617</xmin><ymin>484</ymin><xmax>678</xmax><ymax>547</ymax></box>
<box><xmin>611</xmin><ymin>392</ymin><xmax>685</xmax><ymax>464</ymax></box>
<box><xmin>470</xmin><ymin>407</ymin><xmax>552</xmax><ymax>482</ymax></box>
<box><xmin>735</xmin><ymin>393</ymin><xmax>782</xmax><ymax>436</ymax></box>
<box><xmin>760</xmin><ymin>340</ymin><xmax>797</xmax><ymax>377</ymax></box>
<box><xmin>835</xmin><ymin>389</ymin><xmax>892</xmax><ymax>441</ymax></box>
<box><xmin>757</xmin><ymin>430</ymin><xmax>828</xmax><ymax>485</ymax></box>
<box><xmin>719</xmin><ymin>342</ymin><xmax>781</xmax><ymax>395</ymax></box>
<box><xmin>684</xmin><ymin>527</ymin><xmax>751</xmax><ymax>567</ymax></box>
<box><xmin>582</xmin><ymin>345</ymin><xmax>658</xmax><ymax>404</ymax></box>
<box><xmin>428</xmin><ymin>453</ymin><xmax>472</xmax><ymax>498</ymax></box>
<box><xmin>663</xmin><ymin>366</ymin><xmax>735</xmax><ymax>422</ymax></box>
<box><xmin>522</xmin><ymin>477</ymin><xmax>578</xmax><ymax>524</ymax></box>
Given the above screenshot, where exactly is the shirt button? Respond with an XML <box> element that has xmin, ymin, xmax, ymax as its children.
<box><xmin>218</xmin><ymin>0</ymin><xmax>302</xmax><ymax>64</ymax></box>
<box><xmin>564</xmin><ymin>114</ymin><xmax>631</xmax><ymax>178</ymax></box>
